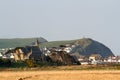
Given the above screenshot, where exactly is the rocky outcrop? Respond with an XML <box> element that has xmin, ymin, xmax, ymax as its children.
<box><xmin>71</xmin><ymin>38</ymin><xmax>114</xmax><ymax>58</ymax></box>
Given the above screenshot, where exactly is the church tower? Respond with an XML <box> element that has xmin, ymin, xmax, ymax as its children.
<box><xmin>34</xmin><ymin>38</ymin><xmax>39</xmax><ymax>47</ymax></box>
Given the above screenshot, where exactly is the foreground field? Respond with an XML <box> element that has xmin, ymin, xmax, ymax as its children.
<box><xmin>0</xmin><ymin>70</ymin><xmax>120</xmax><ymax>80</ymax></box>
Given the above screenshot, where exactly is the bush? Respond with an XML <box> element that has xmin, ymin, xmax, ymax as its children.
<box><xmin>26</xmin><ymin>59</ymin><xmax>37</xmax><ymax>68</ymax></box>
<box><xmin>0</xmin><ymin>58</ymin><xmax>3</xmax><ymax>65</ymax></box>
<box><xmin>0</xmin><ymin>58</ymin><xmax>11</xmax><ymax>67</ymax></box>
<box><xmin>12</xmin><ymin>60</ymin><xmax>27</xmax><ymax>68</ymax></box>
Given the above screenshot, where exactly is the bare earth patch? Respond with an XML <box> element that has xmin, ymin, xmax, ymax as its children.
<box><xmin>0</xmin><ymin>70</ymin><xmax>120</xmax><ymax>80</ymax></box>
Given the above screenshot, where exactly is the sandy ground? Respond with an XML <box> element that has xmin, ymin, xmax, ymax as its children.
<box><xmin>0</xmin><ymin>70</ymin><xmax>120</xmax><ymax>80</ymax></box>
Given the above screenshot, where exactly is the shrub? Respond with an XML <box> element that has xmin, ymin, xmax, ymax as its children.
<box><xmin>0</xmin><ymin>58</ymin><xmax>11</xmax><ymax>67</ymax></box>
<box><xmin>26</xmin><ymin>59</ymin><xmax>37</xmax><ymax>67</ymax></box>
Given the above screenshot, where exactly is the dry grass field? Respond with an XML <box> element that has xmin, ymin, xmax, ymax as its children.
<box><xmin>0</xmin><ymin>70</ymin><xmax>120</xmax><ymax>80</ymax></box>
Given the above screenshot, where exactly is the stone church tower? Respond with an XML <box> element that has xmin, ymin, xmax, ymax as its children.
<box><xmin>34</xmin><ymin>38</ymin><xmax>39</xmax><ymax>47</ymax></box>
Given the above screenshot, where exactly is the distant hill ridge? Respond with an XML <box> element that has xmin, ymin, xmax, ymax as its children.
<box><xmin>0</xmin><ymin>37</ymin><xmax>48</xmax><ymax>48</ymax></box>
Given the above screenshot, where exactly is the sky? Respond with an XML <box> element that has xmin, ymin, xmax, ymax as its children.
<box><xmin>0</xmin><ymin>0</ymin><xmax>120</xmax><ymax>55</ymax></box>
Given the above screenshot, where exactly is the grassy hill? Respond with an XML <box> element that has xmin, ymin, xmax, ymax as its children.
<box><xmin>0</xmin><ymin>37</ymin><xmax>75</xmax><ymax>49</ymax></box>
<box><xmin>0</xmin><ymin>37</ymin><xmax>48</xmax><ymax>48</ymax></box>
<box><xmin>40</xmin><ymin>40</ymin><xmax>75</xmax><ymax>48</ymax></box>
<box><xmin>71</xmin><ymin>38</ymin><xmax>114</xmax><ymax>58</ymax></box>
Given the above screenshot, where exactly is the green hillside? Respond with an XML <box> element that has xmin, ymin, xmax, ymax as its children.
<box><xmin>0</xmin><ymin>37</ymin><xmax>47</xmax><ymax>48</ymax></box>
<box><xmin>0</xmin><ymin>37</ymin><xmax>74</xmax><ymax>48</ymax></box>
<box><xmin>40</xmin><ymin>40</ymin><xmax>74</xmax><ymax>48</ymax></box>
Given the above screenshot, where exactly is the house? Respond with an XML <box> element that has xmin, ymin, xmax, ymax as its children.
<box><xmin>4</xmin><ymin>39</ymin><xmax>44</xmax><ymax>62</ymax></box>
<box><xmin>118</xmin><ymin>59</ymin><xmax>120</xmax><ymax>63</ymax></box>
<box><xmin>89</xmin><ymin>54</ymin><xmax>102</xmax><ymax>64</ymax></box>
<box><xmin>26</xmin><ymin>46</ymin><xmax>43</xmax><ymax>61</ymax></box>
<box><xmin>63</xmin><ymin>47</ymin><xmax>72</xmax><ymax>53</ymax></box>
<box><xmin>2</xmin><ymin>55</ymin><xmax>7</xmax><ymax>59</ymax></box>
<box><xmin>0</xmin><ymin>52</ymin><xmax>3</xmax><ymax>58</ymax></box>
<box><xmin>4</xmin><ymin>51</ymin><xmax>14</xmax><ymax>59</ymax></box>
<box><xmin>78</xmin><ymin>56</ymin><xmax>90</xmax><ymax>65</ymax></box>
<box><xmin>105</xmin><ymin>56</ymin><xmax>120</xmax><ymax>63</ymax></box>
<box><xmin>5</xmin><ymin>46</ymin><xmax>43</xmax><ymax>61</ymax></box>
<box><xmin>107</xmin><ymin>56</ymin><xmax>117</xmax><ymax>63</ymax></box>
<box><xmin>59</xmin><ymin>44</ymin><xmax>72</xmax><ymax>53</ymax></box>
<box><xmin>8</xmin><ymin>47</ymin><xmax>32</xmax><ymax>61</ymax></box>
<box><xmin>116</xmin><ymin>56</ymin><xmax>120</xmax><ymax>63</ymax></box>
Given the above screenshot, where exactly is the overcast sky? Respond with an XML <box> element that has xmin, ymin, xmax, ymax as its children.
<box><xmin>0</xmin><ymin>0</ymin><xmax>120</xmax><ymax>55</ymax></box>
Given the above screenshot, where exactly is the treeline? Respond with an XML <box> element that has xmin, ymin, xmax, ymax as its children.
<box><xmin>0</xmin><ymin>58</ymin><xmax>11</xmax><ymax>67</ymax></box>
<box><xmin>0</xmin><ymin>58</ymin><xmax>66</xmax><ymax>68</ymax></box>
<box><xmin>0</xmin><ymin>58</ymin><xmax>48</xmax><ymax>68</ymax></box>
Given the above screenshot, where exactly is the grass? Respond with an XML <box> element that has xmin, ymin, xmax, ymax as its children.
<box><xmin>0</xmin><ymin>64</ymin><xmax>120</xmax><ymax>71</ymax></box>
<box><xmin>40</xmin><ymin>40</ymin><xmax>74</xmax><ymax>48</ymax></box>
<box><xmin>0</xmin><ymin>37</ymin><xmax>47</xmax><ymax>48</ymax></box>
<box><xmin>0</xmin><ymin>65</ymin><xmax>120</xmax><ymax>80</ymax></box>
<box><xmin>0</xmin><ymin>70</ymin><xmax>120</xmax><ymax>80</ymax></box>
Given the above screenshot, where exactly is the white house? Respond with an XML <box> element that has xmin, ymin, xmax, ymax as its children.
<box><xmin>89</xmin><ymin>54</ymin><xmax>102</xmax><ymax>64</ymax></box>
<box><xmin>9</xmin><ymin>53</ymin><xmax>14</xmax><ymax>59</ymax></box>
<box><xmin>0</xmin><ymin>52</ymin><xmax>3</xmax><ymax>57</ymax></box>
<box><xmin>63</xmin><ymin>47</ymin><xmax>72</xmax><ymax>53</ymax></box>
<box><xmin>107</xmin><ymin>56</ymin><xmax>117</xmax><ymax>63</ymax></box>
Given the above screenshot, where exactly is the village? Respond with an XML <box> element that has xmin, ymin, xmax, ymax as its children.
<box><xmin>0</xmin><ymin>39</ymin><xmax>120</xmax><ymax>66</ymax></box>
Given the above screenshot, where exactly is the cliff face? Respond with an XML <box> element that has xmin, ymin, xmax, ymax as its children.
<box><xmin>71</xmin><ymin>38</ymin><xmax>114</xmax><ymax>58</ymax></box>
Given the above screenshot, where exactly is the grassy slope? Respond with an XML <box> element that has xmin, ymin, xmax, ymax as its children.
<box><xmin>0</xmin><ymin>38</ymin><xmax>43</xmax><ymax>48</ymax></box>
<box><xmin>40</xmin><ymin>40</ymin><xmax>75</xmax><ymax>48</ymax></box>
<box><xmin>0</xmin><ymin>38</ymin><xmax>34</xmax><ymax>48</ymax></box>
<box><xmin>0</xmin><ymin>38</ymin><xmax>75</xmax><ymax>48</ymax></box>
